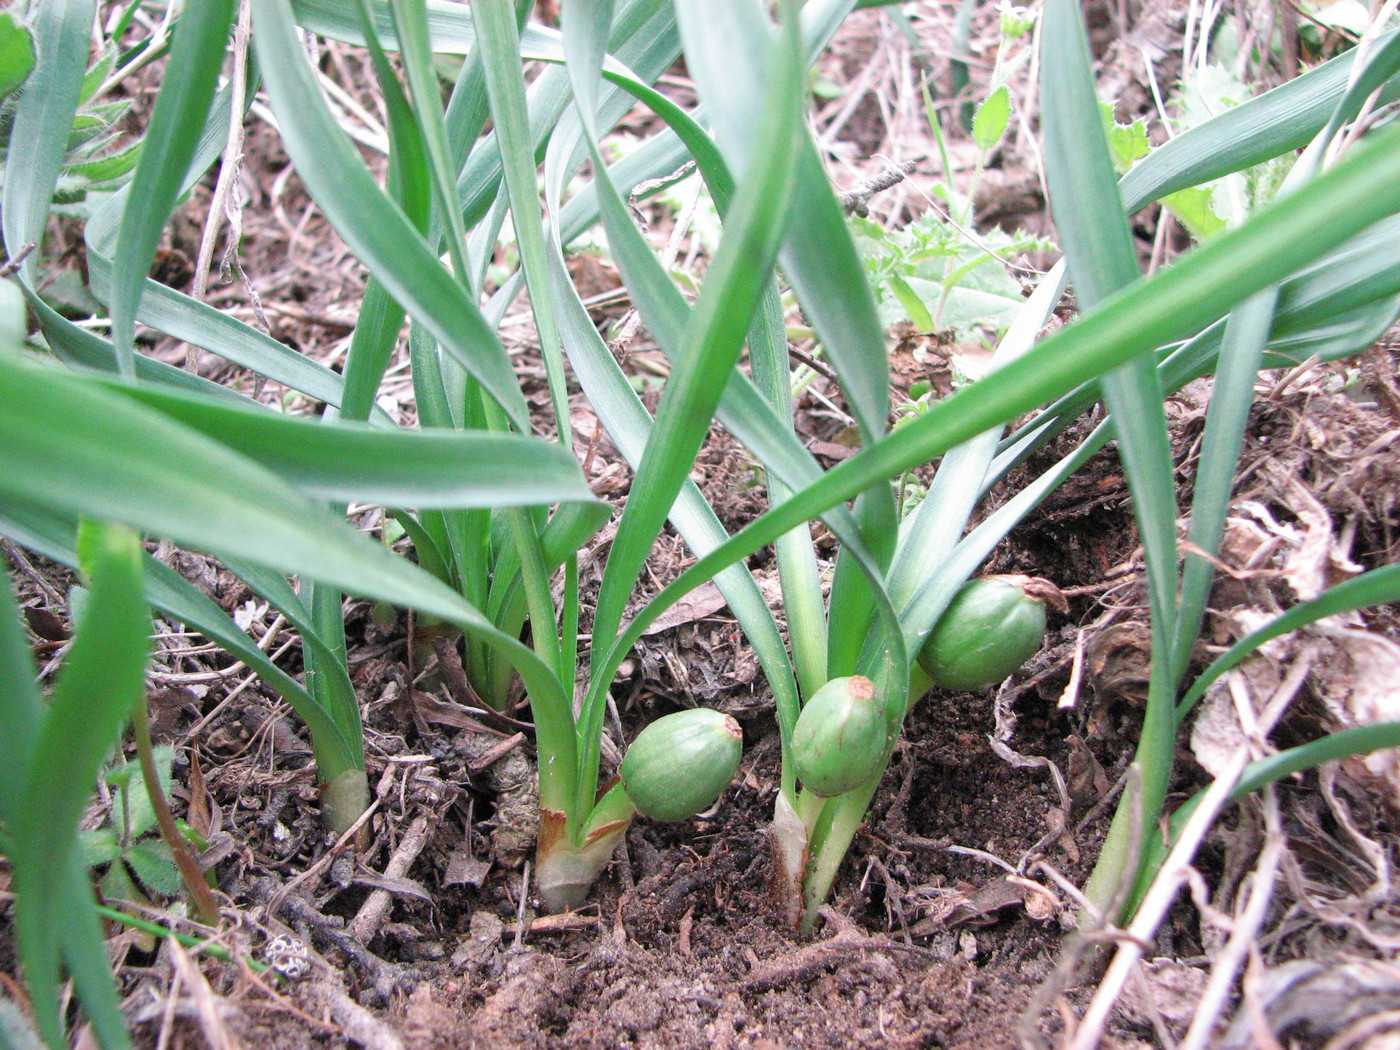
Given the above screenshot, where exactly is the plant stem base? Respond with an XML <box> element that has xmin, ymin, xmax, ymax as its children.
<box><xmin>535</xmin><ymin>809</ymin><xmax>630</xmax><ymax>913</ymax></box>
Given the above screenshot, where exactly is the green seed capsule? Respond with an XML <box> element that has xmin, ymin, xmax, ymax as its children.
<box><xmin>917</xmin><ymin>575</ymin><xmax>1055</xmax><ymax>691</ymax></box>
<box><xmin>792</xmin><ymin>675</ymin><xmax>887</xmax><ymax>797</ymax></box>
<box><xmin>620</xmin><ymin>709</ymin><xmax>743</xmax><ymax>822</ymax></box>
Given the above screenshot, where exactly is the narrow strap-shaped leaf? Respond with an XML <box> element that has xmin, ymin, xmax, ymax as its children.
<box><xmin>0</xmin><ymin>573</ymin><xmax>42</xmax><ymax>819</ymax></box>
<box><xmin>1042</xmin><ymin>0</ymin><xmax>1177</xmax><ymax>640</ymax></box>
<box><xmin>0</xmin><ymin>501</ymin><xmax>363</xmax><ymax>778</ymax></box>
<box><xmin>23</xmin><ymin>287</ymin><xmax>251</xmax><ymax>404</ymax></box>
<box><xmin>1177</xmin><ymin>565</ymin><xmax>1400</xmax><ymax>721</ymax></box>
<box><xmin>338</xmin><ymin>0</ymin><xmax>433</xmax><ymax>423</ymax></box>
<box><xmin>551</xmin><ymin>9</ymin><xmax>820</xmax><ymax>721</ymax></box>
<box><xmin>582</xmin><ymin>1</ymin><xmax>803</xmax><ymax>697</ymax></box>
<box><xmin>1118</xmin><ymin>29</ymin><xmax>1400</xmax><ymax>211</ymax></box>
<box><xmin>1</xmin><ymin>0</ymin><xmax>94</xmax><ymax>281</ymax></box>
<box><xmin>250</xmin><ymin>0</ymin><xmax>531</xmax><ymax>433</ymax></box>
<box><xmin>591</xmin><ymin>120</ymin><xmax>1400</xmax><ymax>718</ymax></box>
<box><xmin>1131</xmin><ymin>718</ymin><xmax>1400</xmax><ymax>914</ymax></box>
<box><xmin>12</xmin><ymin>523</ymin><xmax>147</xmax><ymax>1049</ymax></box>
<box><xmin>887</xmin><ymin>265</ymin><xmax>1069</xmax><ymax>638</ymax></box>
<box><xmin>676</xmin><ymin>0</ymin><xmax>889</xmax><ymax>448</ymax></box>
<box><xmin>548</xmin><ymin>253</ymin><xmax>805</xmax><ymax>826</ymax></box>
<box><xmin>749</xmin><ymin>284</ymin><xmax>829</xmax><ymax>701</ymax></box>
<box><xmin>1170</xmin><ymin>290</ymin><xmax>1276</xmax><ymax>683</ymax></box>
<box><xmin>54</xmin><ymin>854</ymin><xmax>133</xmax><ymax>1050</ymax></box>
<box><xmin>0</xmin><ymin>352</ymin><xmax>579</xmax><ymax>806</ymax></box>
<box><xmin>541</xmin><ymin>11</ymin><xmax>809</xmax><ymax>796</ymax></box>
<box><xmin>0</xmin><ymin>575</ymin><xmax>132</xmax><ymax>1050</ymax></box>
<box><xmin>292</xmin><ymin>0</ymin><xmax>555</xmax><ymax>55</ymax></box>
<box><xmin>1171</xmin><ymin>35</ymin><xmax>1400</xmax><ymax>684</ymax></box>
<box><xmin>105</xmin><ymin>377</ymin><xmax>599</xmax><ymax>510</ymax></box>
<box><xmin>109</xmin><ymin>0</ymin><xmax>235</xmax><ymax>377</ymax></box>
<box><xmin>1041</xmin><ymin>2</ymin><xmax>1181</xmax><ymax>916</ymax></box>
<box><xmin>87</xmin><ymin>255</ymin><xmax>378</xmax><ymax>416</ymax></box>
<box><xmin>997</xmin><ymin>215</ymin><xmax>1400</xmax><ymax>466</ymax></box>
<box><xmin>1318</xmin><ymin>31</ymin><xmax>1400</xmax><ymax>151</ymax></box>
<box><xmin>472</xmin><ymin>0</ymin><xmax>571</xmax><ymax>442</ymax></box>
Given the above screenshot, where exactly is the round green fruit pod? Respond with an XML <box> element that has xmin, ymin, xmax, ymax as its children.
<box><xmin>917</xmin><ymin>575</ymin><xmax>1062</xmax><ymax>691</ymax></box>
<box><xmin>619</xmin><ymin>708</ymin><xmax>743</xmax><ymax>822</ymax></box>
<box><xmin>792</xmin><ymin>675</ymin><xmax>888</xmax><ymax>797</ymax></box>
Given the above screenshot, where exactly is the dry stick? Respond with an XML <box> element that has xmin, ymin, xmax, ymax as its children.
<box><xmin>178</xmin><ymin>616</ymin><xmax>294</xmax><ymax>746</ymax></box>
<box><xmin>189</xmin><ymin>0</ymin><xmax>253</xmax><ymax>370</ymax></box>
<box><xmin>348</xmin><ymin>813</ymin><xmax>433</xmax><ymax>943</ymax></box>
<box><xmin>0</xmin><ymin>241</ymin><xmax>36</xmax><ymax>278</ymax></box>
<box><xmin>132</xmin><ymin>697</ymin><xmax>222</xmax><ymax>925</ymax></box>
<box><xmin>267</xmin><ymin>777</ymin><xmax>390</xmax><ymax>918</ymax></box>
<box><xmin>1065</xmin><ymin>752</ymin><xmax>1250</xmax><ymax>1050</ymax></box>
<box><xmin>167</xmin><ymin>938</ymin><xmax>236</xmax><ymax>1050</ymax></box>
<box><xmin>839</xmin><ymin>159</ymin><xmax>918</xmax><ymax>217</ymax></box>
<box><xmin>1178</xmin><ymin>789</ymin><xmax>1285</xmax><ymax>1050</ymax></box>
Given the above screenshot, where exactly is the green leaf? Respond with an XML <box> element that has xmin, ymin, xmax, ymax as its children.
<box><xmin>0</xmin><ymin>498</ymin><xmax>363</xmax><ymax>780</ymax></box>
<box><xmin>1131</xmin><ymin>719</ymin><xmax>1400</xmax><ymax>915</ymax></box>
<box><xmin>591</xmin><ymin>116</ymin><xmax>1400</xmax><ymax>737</ymax></box>
<box><xmin>0</xmin><ymin>577</ymin><xmax>42</xmax><ymax>824</ymax></box>
<box><xmin>11</xmin><ymin>522</ymin><xmax>147</xmax><ymax>1049</ymax></box>
<box><xmin>1042</xmin><ymin>0</ymin><xmax>1183</xmax><ymax>917</ymax></box>
<box><xmin>109</xmin><ymin>0</ymin><xmax>236</xmax><ymax>377</ymax></box>
<box><xmin>0</xmin><ymin>11</ymin><xmax>36</xmax><ymax>101</ymax></box>
<box><xmin>123</xmin><ymin>841</ymin><xmax>184</xmax><ymax>897</ymax></box>
<box><xmin>1118</xmin><ymin>29</ymin><xmax>1400</xmax><ymax>210</ymax></box>
<box><xmin>110</xmin><ymin>747</ymin><xmax>173</xmax><ymax>840</ymax></box>
<box><xmin>579</xmin><ymin>1</ymin><xmax>808</xmax><ymax>822</ymax></box>
<box><xmin>887</xmin><ymin>274</ymin><xmax>935</xmax><ymax>332</ymax></box>
<box><xmin>471</xmin><ymin>0</ymin><xmax>571</xmax><ymax>441</ymax></box>
<box><xmin>973</xmin><ymin>85</ymin><xmax>1011</xmax><ymax>153</ymax></box>
<box><xmin>102</xmin><ymin>378</ymin><xmax>599</xmax><ymax>510</ymax></box>
<box><xmin>1098</xmin><ymin>100</ymin><xmax>1149</xmax><ymax>174</ymax></box>
<box><xmin>62</xmin><ymin>140</ymin><xmax>144</xmax><ymax>187</ymax></box>
<box><xmin>1162</xmin><ymin>185</ymin><xmax>1227</xmax><ymax>241</ymax></box>
<box><xmin>77</xmin><ymin>829</ymin><xmax>122</xmax><ymax>867</ymax></box>
<box><xmin>0</xmin><ymin>571</ymin><xmax>131</xmax><ymax>1050</ymax></box>
<box><xmin>0</xmin><ymin>351</ymin><xmax>579</xmax><ymax>817</ymax></box>
<box><xmin>1</xmin><ymin>0</ymin><xmax>94</xmax><ymax>282</ymax></box>
<box><xmin>86</xmin><ymin>255</ymin><xmax>373</xmax><ymax>415</ymax></box>
<box><xmin>250</xmin><ymin>0</ymin><xmax>531</xmax><ymax>433</ymax></box>
<box><xmin>1178</xmin><ymin>565</ymin><xmax>1400</xmax><ymax>721</ymax></box>
<box><xmin>339</xmin><ymin>0</ymin><xmax>432</xmax><ymax>423</ymax></box>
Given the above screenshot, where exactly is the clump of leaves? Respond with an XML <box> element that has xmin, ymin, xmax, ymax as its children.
<box><xmin>78</xmin><ymin>747</ymin><xmax>202</xmax><ymax>907</ymax></box>
<box><xmin>0</xmin><ymin>11</ymin><xmax>141</xmax><ymax>218</ymax></box>
<box><xmin>1100</xmin><ymin>62</ymin><xmax>1294</xmax><ymax>241</ymax></box>
<box><xmin>853</xmin><ymin>212</ymin><xmax>1052</xmax><ymax>342</ymax></box>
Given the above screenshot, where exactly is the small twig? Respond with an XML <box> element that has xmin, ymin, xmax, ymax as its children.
<box><xmin>1066</xmin><ymin>754</ymin><xmax>1249</xmax><ymax>1050</ymax></box>
<box><xmin>132</xmin><ymin>698</ymin><xmax>221</xmax><ymax>925</ymax></box>
<box><xmin>1178</xmin><ymin>789</ymin><xmax>1285</xmax><ymax>1050</ymax></box>
<box><xmin>190</xmin><ymin>0</ymin><xmax>253</xmax><ymax>372</ymax></box>
<box><xmin>349</xmin><ymin>813</ymin><xmax>433</xmax><ymax>944</ymax></box>
<box><xmin>268</xmin><ymin>785</ymin><xmax>387</xmax><ymax>918</ymax></box>
<box><xmin>513</xmin><ymin>862</ymin><xmax>531</xmax><ymax>950</ymax></box>
<box><xmin>786</xmin><ymin>345</ymin><xmax>841</xmax><ymax>385</ymax></box>
<box><xmin>0</xmin><ymin>242</ymin><xmax>36</xmax><ymax>278</ymax></box>
<box><xmin>840</xmin><ymin>160</ymin><xmax>918</xmax><ymax>217</ymax></box>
